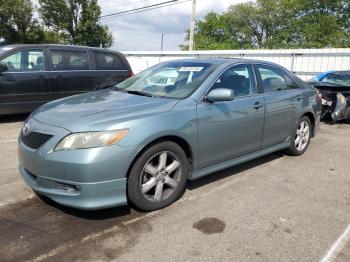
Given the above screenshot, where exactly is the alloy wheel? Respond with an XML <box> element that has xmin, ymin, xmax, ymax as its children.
<box><xmin>295</xmin><ymin>120</ymin><xmax>310</xmax><ymax>151</ymax></box>
<box><xmin>140</xmin><ymin>151</ymin><xmax>182</xmax><ymax>202</ymax></box>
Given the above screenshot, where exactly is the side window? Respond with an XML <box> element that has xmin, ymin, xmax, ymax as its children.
<box><xmin>212</xmin><ymin>65</ymin><xmax>256</xmax><ymax>97</ymax></box>
<box><xmin>1</xmin><ymin>49</ymin><xmax>45</xmax><ymax>72</ymax></box>
<box><xmin>68</xmin><ymin>51</ymin><xmax>89</xmax><ymax>70</ymax></box>
<box><xmin>50</xmin><ymin>50</ymin><xmax>64</xmax><ymax>70</ymax></box>
<box><xmin>258</xmin><ymin>65</ymin><xmax>298</xmax><ymax>93</ymax></box>
<box><xmin>94</xmin><ymin>52</ymin><xmax>124</xmax><ymax>70</ymax></box>
<box><xmin>50</xmin><ymin>50</ymin><xmax>89</xmax><ymax>71</ymax></box>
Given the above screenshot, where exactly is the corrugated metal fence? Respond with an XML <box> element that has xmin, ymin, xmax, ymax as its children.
<box><xmin>122</xmin><ymin>49</ymin><xmax>350</xmax><ymax>80</ymax></box>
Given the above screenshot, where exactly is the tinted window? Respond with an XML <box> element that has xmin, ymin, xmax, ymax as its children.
<box><xmin>212</xmin><ymin>65</ymin><xmax>256</xmax><ymax>97</ymax></box>
<box><xmin>51</xmin><ymin>50</ymin><xmax>63</xmax><ymax>70</ymax></box>
<box><xmin>50</xmin><ymin>50</ymin><xmax>89</xmax><ymax>71</ymax></box>
<box><xmin>258</xmin><ymin>65</ymin><xmax>298</xmax><ymax>93</ymax></box>
<box><xmin>1</xmin><ymin>49</ymin><xmax>45</xmax><ymax>72</ymax></box>
<box><xmin>94</xmin><ymin>52</ymin><xmax>124</xmax><ymax>70</ymax></box>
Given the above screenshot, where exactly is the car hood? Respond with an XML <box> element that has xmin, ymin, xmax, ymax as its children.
<box><xmin>308</xmin><ymin>81</ymin><xmax>350</xmax><ymax>91</ymax></box>
<box><xmin>32</xmin><ymin>89</ymin><xmax>179</xmax><ymax>131</ymax></box>
<box><xmin>308</xmin><ymin>81</ymin><xmax>350</xmax><ymax>100</ymax></box>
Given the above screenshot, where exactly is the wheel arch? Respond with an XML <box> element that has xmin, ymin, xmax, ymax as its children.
<box><xmin>126</xmin><ymin>135</ymin><xmax>194</xmax><ymax>179</ymax></box>
<box><xmin>301</xmin><ymin>111</ymin><xmax>316</xmax><ymax>137</ymax></box>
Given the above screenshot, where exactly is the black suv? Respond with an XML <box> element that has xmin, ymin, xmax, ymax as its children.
<box><xmin>0</xmin><ymin>44</ymin><xmax>133</xmax><ymax>115</ymax></box>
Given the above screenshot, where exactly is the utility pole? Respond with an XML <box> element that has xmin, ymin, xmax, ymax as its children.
<box><xmin>161</xmin><ymin>33</ymin><xmax>165</xmax><ymax>51</ymax></box>
<box><xmin>189</xmin><ymin>0</ymin><xmax>197</xmax><ymax>51</ymax></box>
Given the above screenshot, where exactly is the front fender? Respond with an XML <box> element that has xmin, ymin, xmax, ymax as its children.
<box><xmin>117</xmin><ymin>102</ymin><xmax>199</xmax><ymax>169</ymax></box>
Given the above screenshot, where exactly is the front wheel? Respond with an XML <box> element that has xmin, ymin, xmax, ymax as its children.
<box><xmin>127</xmin><ymin>141</ymin><xmax>189</xmax><ymax>211</ymax></box>
<box><xmin>285</xmin><ymin>116</ymin><xmax>312</xmax><ymax>156</ymax></box>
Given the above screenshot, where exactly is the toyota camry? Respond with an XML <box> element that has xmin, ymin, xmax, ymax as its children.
<box><xmin>18</xmin><ymin>59</ymin><xmax>321</xmax><ymax>211</ymax></box>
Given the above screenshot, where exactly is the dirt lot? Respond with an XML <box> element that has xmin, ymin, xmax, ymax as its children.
<box><xmin>0</xmin><ymin>115</ymin><xmax>349</xmax><ymax>262</ymax></box>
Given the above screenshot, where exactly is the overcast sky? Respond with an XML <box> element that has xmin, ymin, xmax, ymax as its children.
<box><xmin>98</xmin><ymin>0</ymin><xmax>247</xmax><ymax>51</ymax></box>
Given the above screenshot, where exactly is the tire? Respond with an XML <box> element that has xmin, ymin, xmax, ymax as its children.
<box><xmin>285</xmin><ymin>116</ymin><xmax>312</xmax><ymax>156</ymax></box>
<box><xmin>345</xmin><ymin>106</ymin><xmax>350</xmax><ymax>124</ymax></box>
<box><xmin>127</xmin><ymin>141</ymin><xmax>189</xmax><ymax>211</ymax></box>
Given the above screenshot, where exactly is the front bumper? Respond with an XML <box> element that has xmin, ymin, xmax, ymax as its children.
<box><xmin>19</xmin><ymin>166</ymin><xmax>127</xmax><ymax>210</ymax></box>
<box><xmin>18</xmin><ymin>118</ymin><xmax>140</xmax><ymax>210</ymax></box>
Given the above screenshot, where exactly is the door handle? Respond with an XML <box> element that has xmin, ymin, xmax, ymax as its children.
<box><xmin>252</xmin><ymin>102</ymin><xmax>264</xmax><ymax>110</ymax></box>
<box><xmin>296</xmin><ymin>94</ymin><xmax>303</xmax><ymax>101</ymax></box>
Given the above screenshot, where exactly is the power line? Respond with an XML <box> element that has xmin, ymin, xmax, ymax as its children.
<box><xmin>101</xmin><ymin>0</ymin><xmax>178</xmax><ymax>18</ymax></box>
<box><xmin>100</xmin><ymin>0</ymin><xmax>154</xmax><ymax>11</ymax></box>
<box><xmin>101</xmin><ymin>0</ymin><xmax>191</xmax><ymax>19</ymax></box>
<box><xmin>101</xmin><ymin>0</ymin><xmax>190</xmax><ymax>19</ymax></box>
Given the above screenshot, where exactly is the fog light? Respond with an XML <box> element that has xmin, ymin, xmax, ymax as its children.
<box><xmin>57</xmin><ymin>183</ymin><xmax>80</xmax><ymax>193</ymax></box>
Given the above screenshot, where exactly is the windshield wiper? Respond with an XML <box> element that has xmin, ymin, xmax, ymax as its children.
<box><xmin>125</xmin><ymin>90</ymin><xmax>154</xmax><ymax>97</ymax></box>
<box><xmin>114</xmin><ymin>86</ymin><xmax>125</xmax><ymax>91</ymax></box>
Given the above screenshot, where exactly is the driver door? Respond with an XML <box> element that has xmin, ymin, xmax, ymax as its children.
<box><xmin>0</xmin><ymin>48</ymin><xmax>51</xmax><ymax>114</ymax></box>
<box><xmin>196</xmin><ymin>64</ymin><xmax>265</xmax><ymax>168</ymax></box>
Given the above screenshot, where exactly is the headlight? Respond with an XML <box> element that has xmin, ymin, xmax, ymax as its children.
<box><xmin>55</xmin><ymin>129</ymin><xmax>128</xmax><ymax>151</ymax></box>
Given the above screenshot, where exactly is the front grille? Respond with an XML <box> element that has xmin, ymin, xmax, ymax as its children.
<box><xmin>21</xmin><ymin>132</ymin><xmax>53</xmax><ymax>149</ymax></box>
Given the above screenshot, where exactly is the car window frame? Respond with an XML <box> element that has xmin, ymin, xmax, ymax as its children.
<box><xmin>0</xmin><ymin>48</ymin><xmax>47</xmax><ymax>73</ymax></box>
<box><xmin>201</xmin><ymin>63</ymin><xmax>260</xmax><ymax>102</ymax></box>
<box><xmin>254</xmin><ymin>63</ymin><xmax>300</xmax><ymax>94</ymax></box>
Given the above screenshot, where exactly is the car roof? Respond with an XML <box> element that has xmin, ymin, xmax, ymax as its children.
<box><xmin>329</xmin><ymin>71</ymin><xmax>350</xmax><ymax>74</ymax></box>
<box><xmin>163</xmin><ymin>57</ymin><xmax>282</xmax><ymax>67</ymax></box>
<box><xmin>1</xmin><ymin>44</ymin><xmax>123</xmax><ymax>54</ymax></box>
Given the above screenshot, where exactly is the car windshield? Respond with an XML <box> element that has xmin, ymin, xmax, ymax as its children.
<box><xmin>321</xmin><ymin>73</ymin><xmax>350</xmax><ymax>86</ymax></box>
<box><xmin>115</xmin><ymin>61</ymin><xmax>217</xmax><ymax>99</ymax></box>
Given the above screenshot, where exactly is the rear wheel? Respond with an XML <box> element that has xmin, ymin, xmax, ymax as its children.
<box><xmin>127</xmin><ymin>141</ymin><xmax>189</xmax><ymax>211</ymax></box>
<box><xmin>285</xmin><ymin>116</ymin><xmax>311</xmax><ymax>156</ymax></box>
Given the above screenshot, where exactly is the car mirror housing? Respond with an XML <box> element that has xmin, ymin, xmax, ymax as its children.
<box><xmin>0</xmin><ymin>62</ymin><xmax>8</xmax><ymax>73</ymax></box>
<box><xmin>206</xmin><ymin>88</ymin><xmax>234</xmax><ymax>102</ymax></box>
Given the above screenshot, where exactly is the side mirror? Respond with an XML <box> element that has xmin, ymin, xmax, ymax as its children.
<box><xmin>0</xmin><ymin>62</ymin><xmax>8</xmax><ymax>73</ymax></box>
<box><xmin>206</xmin><ymin>88</ymin><xmax>234</xmax><ymax>102</ymax></box>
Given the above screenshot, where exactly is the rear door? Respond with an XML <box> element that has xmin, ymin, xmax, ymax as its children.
<box><xmin>91</xmin><ymin>51</ymin><xmax>130</xmax><ymax>89</ymax></box>
<box><xmin>197</xmin><ymin>64</ymin><xmax>265</xmax><ymax>168</ymax></box>
<box><xmin>255</xmin><ymin>64</ymin><xmax>303</xmax><ymax>148</ymax></box>
<box><xmin>0</xmin><ymin>48</ymin><xmax>51</xmax><ymax>114</ymax></box>
<box><xmin>49</xmin><ymin>48</ymin><xmax>95</xmax><ymax>100</ymax></box>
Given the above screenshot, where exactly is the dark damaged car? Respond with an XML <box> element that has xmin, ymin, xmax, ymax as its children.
<box><xmin>309</xmin><ymin>71</ymin><xmax>350</xmax><ymax>123</ymax></box>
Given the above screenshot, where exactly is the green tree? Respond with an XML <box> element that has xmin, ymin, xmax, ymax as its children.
<box><xmin>0</xmin><ymin>0</ymin><xmax>61</xmax><ymax>44</ymax></box>
<box><xmin>182</xmin><ymin>0</ymin><xmax>350</xmax><ymax>50</ymax></box>
<box><xmin>227</xmin><ymin>0</ymin><xmax>291</xmax><ymax>49</ymax></box>
<box><xmin>282</xmin><ymin>0</ymin><xmax>350</xmax><ymax>48</ymax></box>
<box><xmin>180</xmin><ymin>12</ymin><xmax>238</xmax><ymax>50</ymax></box>
<box><xmin>39</xmin><ymin>0</ymin><xmax>113</xmax><ymax>47</ymax></box>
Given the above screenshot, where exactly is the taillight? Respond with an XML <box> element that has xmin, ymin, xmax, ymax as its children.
<box><xmin>128</xmin><ymin>71</ymin><xmax>135</xmax><ymax>77</ymax></box>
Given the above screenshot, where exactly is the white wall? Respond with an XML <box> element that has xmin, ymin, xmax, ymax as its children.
<box><xmin>122</xmin><ymin>49</ymin><xmax>350</xmax><ymax>80</ymax></box>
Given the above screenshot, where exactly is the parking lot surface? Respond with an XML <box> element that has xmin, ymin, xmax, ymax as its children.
<box><xmin>0</xmin><ymin>115</ymin><xmax>349</xmax><ymax>262</ymax></box>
